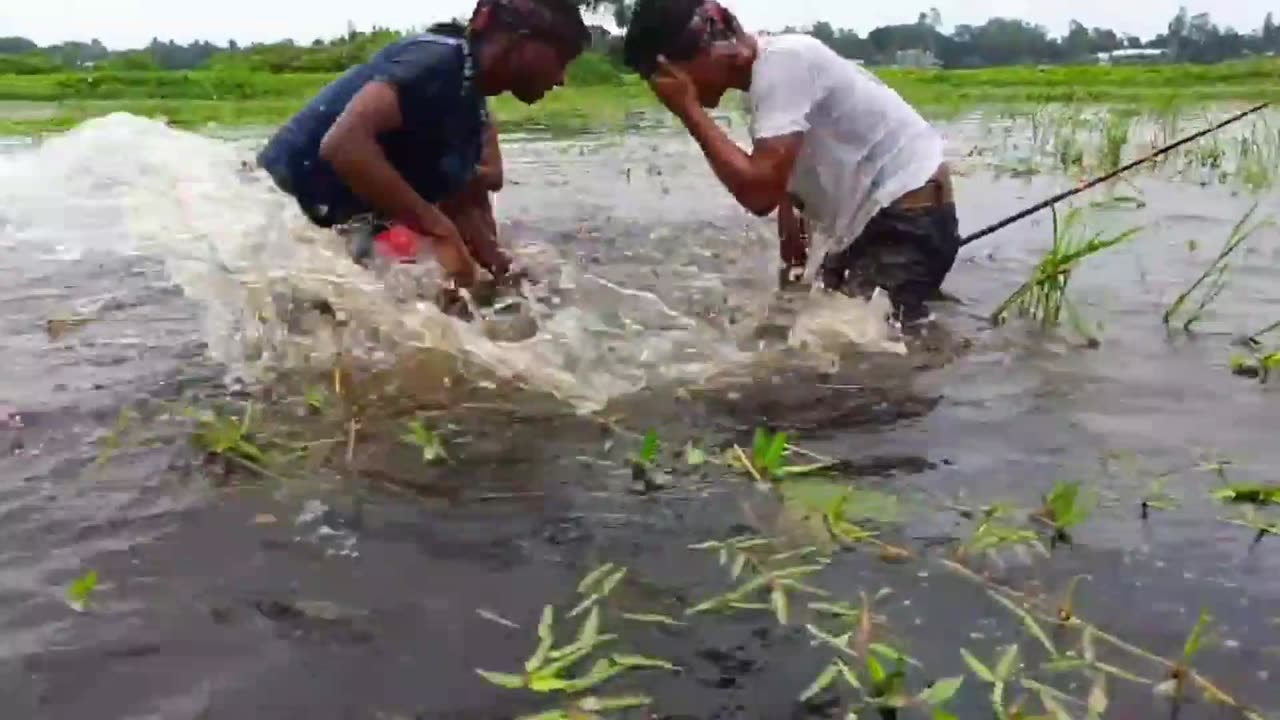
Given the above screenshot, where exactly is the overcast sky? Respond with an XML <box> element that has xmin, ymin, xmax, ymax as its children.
<box><xmin>2</xmin><ymin>1</ymin><xmax>1275</xmax><ymax>49</ymax></box>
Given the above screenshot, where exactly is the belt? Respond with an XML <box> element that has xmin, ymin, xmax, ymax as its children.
<box><xmin>890</xmin><ymin>163</ymin><xmax>954</xmax><ymax>212</ymax></box>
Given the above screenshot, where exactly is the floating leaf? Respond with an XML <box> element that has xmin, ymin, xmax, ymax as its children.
<box><xmin>989</xmin><ymin>592</ymin><xmax>1057</xmax><ymax>657</ymax></box>
<box><xmin>961</xmin><ymin>649</ymin><xmax>996</xmax><ymax>684</ymax></box>
<box><xmin>568</xmin><ymin>593</ymin><xmax>601</xmax><ymax>619</ymax></box>
<box><xmin>685</xmin><ymin>443</ymin><xmax>708</xmax><ymax>466</ymax></box>
<box><xmin>579</xmin><ymin>695</ymin><xmax>653</xmax><ymax>712</ymax></box>
<box><xmin>66</xmin><ymin>570</ymin><xmax>99</xmax><ymax>613</ymax></box>
<box><xmin>772</xmin><ymin>585</ymin><xmax>789</xmax><ymax>625</ymax></box>
<box><xmin>639</xmin><ymin>429</ymin><xmax>660</xmax><ymax>465</ymax></box>
<box><xmin>1040</xmin><ymin>658</ymin><xmax>1089</xmax><ymax>674</ymax></box>
<box><xmin>870</xmin><ymin>643</ymin><xmax>922</xmax><ymax>669</ymax></box>
<box><xmin>866</xmin><ymin>655</ymin><xmax>887</xmax><ymax>686</ymax></box>
<box><xmin>1183</xmin><ymin>609</ymin><xmax>1213</xmax><ymax>664</ymax></box>
<box><xmin>476</xmin><ymin>669</ymin><xmax>526</xmax><ymax>689</ymax></box>
<box><xmin>577</xmin><ymin>564</ymin><xmax>617</xmax><ymax>595</ymax></box>
<box><xmin>995</xmin><ymin>644</ymin><xmax>1020</xmax><ymax>681</ymax></box>
<box><xmin>800</xmin><ymin>661</ymin><xmax>843</xmax><ymax>702</ymax></box>
<box><xmin>599</xmin><ymin>567</ymin><xmax>628</xmax><ymax>598</ymax></box>
<box><xmin>1035</xmin><ymin>688</ymin><xmax>1073</xmax><ymax>720</ymax></box>
<box><xmin>621</xmin><ymin>613</ymin><xmax>685</xmax><ymax>626</ymax></box>
<box><xmin>611</xmin><ymin>654</ymin><xmax>679</xmax><ymax>671</ymax></box>
<box><xmin>1088</xmin><ymin>675</ymin><xmax>1109</xmax><ymax>716</ymax></box>
<box><xmin>525</xmin><ymin>605</ymin><xmax>556</xmax><ymax>673</ymax></box>
<box><xmin>1094</xmin><ymin>661</ymin><xmax>1152</xmax><ymax>685</ymax></box>
<box><xmin>837</xmin><ymin>660</ymin><xmax>862</xmax><ymax>690</ymax></box>
<box><xmin>918</xmin><ymin>676</ymin><xmax>964</xmax><ymax>706</ymax></box>
<box><xmin>805</xmin><ymin>624</ymin><xmax>856</xmax><ymax>656</ymax></box>
<box><xmin>731</xmin><ymin>552</ymin><xmax>749</xmax><ymax>580</ymax></box>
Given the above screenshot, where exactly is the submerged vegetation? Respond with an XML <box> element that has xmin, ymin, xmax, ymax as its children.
<box><xmin>76</xmin><ymin>286</ymin><xmax>1280</xmax><ymax>720</ymax></box>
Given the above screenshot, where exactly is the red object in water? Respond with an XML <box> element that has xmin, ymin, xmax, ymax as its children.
<box><xmin>374</xmin><ymin>224</ymin><xmax>421</xmax><ymax>262</ymax></box>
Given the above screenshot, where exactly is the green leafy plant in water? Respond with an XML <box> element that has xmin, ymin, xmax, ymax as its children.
<box><xmin>1099</xmin><ymin>111</ymin><xmax>1133</xmax><ymax>174</ymax></box>
<box><xmin>687</xmin><ymin>536</ymin><xmax>829</xmax><ymax>624</ymax></box>
<box><xmin>401</xmin><ymin>418</ymin><xmax>449</xmax><ymax>464</ymax></box>
<box><xmin>304</xmin><ymin>385</ymin><xmax>327</xmax><ymax>412</ymax></box>
<box><xmin>188</xmin><ymin>402</ymin><xmax>271</xmax><ymax>471</ymax></box>
<box><xmin>992</xmin><ymin>206</ymin><xmax>1141</xmax><ymax>340</ymax></box>
<box><xmin>782</xmin><ymin>481</ymin><xmax>914</xmax><ymax>563</ymax></box>
<box><xmin>66</xmin><ymin>570</ymin><xmax>99</xmax><ymax>613</ymax></box>
<box><xmin>732</xmin><ymin>428</ymin><xmax>833</xmax><ymax>483</ymax></box>
<box><xmin>570</xmin><ymin>563</ymin><xmax>629</xmax><ymax>618</ymax></box>
<box><xmin>632</xmin><ymin>429</ymin><xmax>659</xmax><ymax>468</ymax></box>
<box><xmin>956</xmin><ymin>505</ymin><xmax>1047</xmax><ymax>566</ymax></box>
<box><xmin>1035</xmin><ymin>481</ymin><xmax>1096</xmax><ymax>545</ymax></box>
<box><xmin>1154</xmin><ymin>610</ymin><xmax>1215</xmax><ymax>703</ymax></box>
<box><xmin>476</xmin><ymin>600</ymin><xmax>677</xmax><ymax>697</ymax></box>
<box><xmin>1141</xmin><ymin>477</ymin><xmax>1181</xmax><ymax>519</ymax></box>
<box><xmin>1211</xmin><ymin>484</ymin><xmax>1280</xmax><ymax>507</ymax></box>
<box><xmin>1230</xmin><ymin>347</ymin><xmax>1280</xmax><ymax>382</ymax></box>
<box><xmin>684</xmin><ymin>442</ymin><xmax>708</xmax><ymax>467</ymax></box>
<box><xmin>800</xmin><ymin>590</ymin><xmax>962</xmax><ymax>719</ymax></box>
<box><xmin>1220</xmin><ymin>506</ymin><xmax>1279</xmax><ymax>545</ymax></box>
<box><xmin>1164</xmin><ymin>203</ymin><xmax>1272</xmax><ymax>331</ymax></box>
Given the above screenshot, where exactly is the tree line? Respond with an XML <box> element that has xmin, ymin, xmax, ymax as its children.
<box><xmin>1</xmin><ymin>5</ymin><xmax>1277</xmax><ymax>74</ymax></box>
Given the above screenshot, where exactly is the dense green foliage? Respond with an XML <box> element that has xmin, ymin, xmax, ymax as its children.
<box><xmin>4</xmin><ymin>5</ymin><xmax>1280</xmax><ymax>73</ymax></box>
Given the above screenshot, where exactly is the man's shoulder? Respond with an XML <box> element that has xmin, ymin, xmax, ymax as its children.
<box><xmin>759</xmin><ymin>33</ymin><xmax>831</xmax><ymax>59</ymax></box>
<box><xmin>371</xmin><ymin>34</ymin><xmax>468</xmax><ymax>82</ymax></box>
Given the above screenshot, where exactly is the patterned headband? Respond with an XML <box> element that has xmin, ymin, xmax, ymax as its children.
<box><xmin>470</xmin><ymin>0</ymin><xmax>589</xmax><ymax>55</ymax></box>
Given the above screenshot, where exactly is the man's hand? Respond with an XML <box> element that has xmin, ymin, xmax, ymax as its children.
<box><xmin>777</xmin><ymin>199</ymin><xmax>809</xmax><ymax>268</ymax></box>
<box><xmin>649</xmin><ymin>56</ymin><xmax>700</xmax><ymax>119</ymax></box>
<box><xmin>413</xmin><ymin>208</ymin><xmax>478</xmax><ymax>288</ymax></box>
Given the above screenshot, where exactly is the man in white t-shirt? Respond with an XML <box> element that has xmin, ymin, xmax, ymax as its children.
<box><xmin>622</xmin><ymin>0</ymin><xmax>960</xmax><ymax>324</ymax></box>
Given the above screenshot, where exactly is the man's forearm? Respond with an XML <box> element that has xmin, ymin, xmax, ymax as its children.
<box><xmin>677</xmin><ymin>107</ymin><xmax>781</xmax><ymax>216</ymax></box>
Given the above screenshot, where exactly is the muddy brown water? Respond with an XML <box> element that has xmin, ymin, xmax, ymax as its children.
<box><xmin>2</xmin><ymin>110</ymin><xmax>1280</xmax><ymax>719</ymax></box>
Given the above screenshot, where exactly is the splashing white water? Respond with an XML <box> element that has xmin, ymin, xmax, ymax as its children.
<box><xmin>0</xmin><ymin>114</ymin><xmax>906</xmax><ymax>412</ymax></box>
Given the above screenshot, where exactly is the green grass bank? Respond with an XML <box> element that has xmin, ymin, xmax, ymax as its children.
<box><xmin>2</xmin><ymin>57</ymin><xmax>1279</xmax><ymax>135</ymax></box>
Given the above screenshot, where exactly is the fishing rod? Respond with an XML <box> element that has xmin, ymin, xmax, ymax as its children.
<box><xmin>960</xmin><ymin>101</ymin><xmax>1272</xmax><ymax>249</ymax></box>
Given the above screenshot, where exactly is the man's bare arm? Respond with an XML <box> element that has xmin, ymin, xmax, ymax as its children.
<box><xmin>319</xmin><ymin>81</ymin><xmax>476</xmax><ymax>285</ymax></box>
<box><xmin>676</xmin><ymin>107</ymin><xmax>803</xmax><ymax>217</ymax></box>
<box><xmin>471</xmin><ymin>122</ymin><xmax>504</xmax><ymax>193</ymax></box>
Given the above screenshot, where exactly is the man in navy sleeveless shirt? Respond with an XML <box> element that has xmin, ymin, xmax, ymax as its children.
<box><xmin>258</xmin><ymin>0</ymin><xmax>588</xmax><ymax>290</ymax></box>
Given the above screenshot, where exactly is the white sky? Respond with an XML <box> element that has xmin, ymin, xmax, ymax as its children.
<box><xmin>1</xmin><ymin>1</ymin><xmax>1274</xmax><ymax>50</ymax></box>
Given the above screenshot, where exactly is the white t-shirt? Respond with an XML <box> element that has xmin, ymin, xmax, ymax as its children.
<box><xmin>748</xmin><ymin>34</ymin><xmax>945</xmax><ymax>245</ymax></box>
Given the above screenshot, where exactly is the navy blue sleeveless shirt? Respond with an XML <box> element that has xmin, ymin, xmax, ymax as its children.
<box><xmin>257</xmin><ymin>34</ymin><xmax>488</xmax><ymax>227</ymax></box>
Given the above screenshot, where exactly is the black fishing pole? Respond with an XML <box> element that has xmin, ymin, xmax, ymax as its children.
<box><xmin>959</xmin><ymin>101</ymin><xmax>1272</xmax><ymax>249</ymax></box>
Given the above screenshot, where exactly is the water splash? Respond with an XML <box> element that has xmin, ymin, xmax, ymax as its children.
<box><xmin>0</xmin><ymin>114</ymin><xmax>906</xmax><ymax>412</ymax></box>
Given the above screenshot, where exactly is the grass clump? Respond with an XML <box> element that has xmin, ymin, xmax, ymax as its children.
<box><xmin>1164</xmin><ymin>203</ymin><xmax>1271</xmax><ymax>331</ymax></box>
<box><xmin>992</xmin><ymin>207</ymin><xmax>1141</xmax><ymax>341</ymax></box>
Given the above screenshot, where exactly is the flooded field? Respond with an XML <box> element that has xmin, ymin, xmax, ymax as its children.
<box><xmin>1</xmin><ymin>107</ymin><xmax>1280</xmax><ymax>719</ymax></box>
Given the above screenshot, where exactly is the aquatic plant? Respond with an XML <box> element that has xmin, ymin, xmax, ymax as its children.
<box><xmin>1035</xmin><ymin>481</ymin><xmax>1096</xmax><ymax>545</ymax></box>
<box><xmin>801</xmin><ymin>590</ymin><xmax>963</xmax><ymax>717</ymax></box>
<box><xmin>1211</xmin><ymin>484</ymin><xmax>1280</xmax><ymax>506</ymax></box>
<box><xmin>401</xmin><ymin>418</ymin><xmax>449</xmax><ymax>464</ymax></box>
<box><xmin>476</xmin><ymin>575</ymin><xmax>678</xmax><ymax>698</ymax></box>
<box><xmin>731</xmin><ymin>428</ymin><xmax>833</xmax><ymax>484</ymax></box>
<box><xmin>687</xmin><ymin>537</ymin><xmax>829</xmax><ymax>624</ymax></box>
<box><xmin>1230</xmin><ymin>348</ymin><xmax>1280</xmax><ymax>382</ymax></box>
<box><xmin>66</xmin><ymin>570</ymin><xmax>99</xmax><ymax>613</ymax></box>
<box><xmin>1141</xmin><ymin>478</ymin><xmax>1181</xmax><ymax>519</ymax></box>
<box><xmin>1164</xmin><ymin>203</ymin><xmax>1271</xmax><ymax>331</ymax></box>
<box><xmin>1154</xmin><ymin>610</ymin><xmax>1215</xmax><ymax>703</ymax></box>
<box><xmin>188</xmin><ymin>403</ymin><xmax>271</xmax><ymax>472</ymax></box>
<box><xmin>992</xmin><ymin>207</ymin><xmax>1141</xmax><ymax>339</ymax></box>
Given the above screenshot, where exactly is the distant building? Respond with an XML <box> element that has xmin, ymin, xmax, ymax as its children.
<box><xmin>1096</xmin><ymin>48</ymin><xmax>1170</xmax><ymax>65</ymax></box>
<box><xmin>892</xmin><ymin>48</ymin><xmax>941</xmax><ymax>68</ymax></box>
